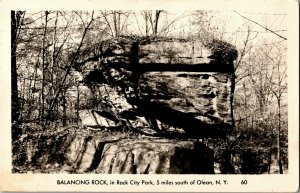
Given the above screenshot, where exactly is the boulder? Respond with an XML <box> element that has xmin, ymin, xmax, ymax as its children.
<box><xmin>75</xmin><ymin>37</ymin><xmax>237</xmax><ymax>138</ymax></box>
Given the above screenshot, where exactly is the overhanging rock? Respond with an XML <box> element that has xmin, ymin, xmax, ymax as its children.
<box><xmin>76</xmin><ymin>37</ymin><xmax>238</xmax><ymax>138</ymax></box>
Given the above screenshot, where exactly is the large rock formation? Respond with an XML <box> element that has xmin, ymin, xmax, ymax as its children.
<box><xmin>75</xmin><ymin>37</ymin><xmax>237</xmax><ymax>138</ymax></box>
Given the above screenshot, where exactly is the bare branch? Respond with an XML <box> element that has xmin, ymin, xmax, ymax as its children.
<box><xmin>47</xmin><ymin>11</ymin><xmax>95</xmax><ymax>121</ymax></box>
<box><xmin>233</xmin><ymin>11</ymin><xmax>287</xmax><ymax>40</ymax></box>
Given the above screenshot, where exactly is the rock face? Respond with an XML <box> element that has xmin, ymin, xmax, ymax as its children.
<box><xmin>62</xmin><ymin>134</ymin><xmax>214</xmax><ymax>174</ymax></box>
<box><xmin>97</xmin><ymin>139</ymin><xmax>214</xmax><ymax>174</ymax></box>
<box><xmin>76</xmin><ymin>37</ymin><xmax>237</xmax><ymax>138</ymax></box>
<box><xmin>138</xmin><ymin>72</ymin><xmax>233</xmax><ymax>127</ymax></box>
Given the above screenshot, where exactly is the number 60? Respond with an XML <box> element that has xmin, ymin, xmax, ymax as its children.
<box><xmin>241</xmin><ymin>180</ymin><xmax>247</xmax><ymax>185</ymax></box>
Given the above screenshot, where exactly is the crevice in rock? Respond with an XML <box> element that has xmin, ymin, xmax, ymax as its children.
<box><xmin>143</xmin><ymin>164</ymin><xmax>151</xmax><ymax>174</ymax></box>
<box><xmin>108</xmin><ymin>156</ymin><xmax>115</xmax><ymax>174</ymax></box>
<box><xmin>131</xmin><ymin>153</ymin><xmax>137</xmax><ymax>174</ymax></box>
<box><xmin>118</xmin><ymin>151</ymin><xmax>132</xmax><ymax>173</ymax></box>
<box><xmin>75</xmin><ymin>136</ymin><xmax>93</xmax><ymax>169</ymax></box>
<box><xmin>87</xmin><ymin>142</ymin><xmax>106</xmax><ymax>172</ymax></box>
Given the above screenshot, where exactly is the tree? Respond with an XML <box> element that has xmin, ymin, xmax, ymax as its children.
<box><xmin>101</xmin><ymin>11</ymin><xmax>131</xmax><ymax>37</ymax></box>
<box><xmin>138</xmin><ymin>10</ymin><xmax>162</xmax><ymax>35</ymax></box>
<box><xmin>46</xmin><ymin>11</ymin><xmax>95</xmax><ymax>124</ymax></box>
<box><xmin>266</xmin><ymin>43</ymin><xmax>287</xmax><ymax>174</ymax></box>
<box><xmin>13</xmin><ymin>11</ymin><xmax>101</xmax><ymax>125</ymax></box>
<box><xmin>40</xmin><ymin>11</ymin><xmax>49</xmax><ymax>121</ymax></box>
<box><xmin>11</xmin><ymin>11</ymin><xmax>25</xmax><ymax>123</ymax></box>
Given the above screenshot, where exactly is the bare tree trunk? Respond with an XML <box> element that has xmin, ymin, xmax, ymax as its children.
<box><xmin>50</xmin><ymin>12</ymin><xmax>58</xmax><ymax>102</ymax></box>
<box><xmin>117</xmin><ymin>11</ymin><xmax>121</xmax><ymax>35</ymax></box>
<box><xmin>154</xmin><ymin>10</ymin><xmax>162</xmax><ymax>34</ymax></box>
<box><xmin>267</xmin><ymin>118</ymin><xmax>273</xmax><ymax>174</ymax></box>
<box><xmin>76</xmin><ymin>83</ymin><xmax>80</xmax><ymax>125</ymax></box>
<box><xmin>145</xmin><ymin>12</ymin><xmax>149</xmax><ymax>35</ymax></box>
<box><xmin>20</xmin><ymin>77</ymin><xmax>26</xmax><ymax>121</ymax></box>
<box><xmin>277</xmin><ymin>99</ymin><xmax>283</xmax><ymax>174</ymax></box>
<box><xmin>31</xmin><ymin>59</ymin><xmax>39</xmax><ymax>121</ymax></box>
<box><xmin>11</xmin><ymin>11</ymin><xmax>21</xmax><ymax>123</ymax></box>
<box><xmin>113</xmin><ymin>11</ymin><xmax>118</xmax><ymax>37</ymax></box>
<box><xmin>26</xmin><ymin>74</ymin><xmax>33</xmax><ymax>119</ymax></box>
<box><xmin>62</xmin><ymin>91</ymin><xmax>67</xmax><ymax>127</ymax></box>
<box><xmin>41</xmin><ymin>11</ymin><xmax>49</xmax><ymax>122</ymax></box>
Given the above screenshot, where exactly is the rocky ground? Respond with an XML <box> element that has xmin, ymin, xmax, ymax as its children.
<box><xmin>12</xmin><ymin>123</ymin><xmax>214</xmax><ymax>174</ymax></box>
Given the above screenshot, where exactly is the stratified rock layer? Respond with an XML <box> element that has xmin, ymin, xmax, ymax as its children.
<box><xmin>138</xmin><ymin>72</ymin><xmax>232</xmax><ymax>124</ymax></box>
<box><xmin>76</xmin><ymin>37</ymin><xmax>237</xmax><ymax>138</ymax></box>
<box><xmin>62</xmin><ymin>134</ymin><xmax>214</xmax><ymax>174</ymax></box>
<box><xmin>97</xmin><ymin>139</ymin><xmax>214</xmax><ymax>174</ymax></box>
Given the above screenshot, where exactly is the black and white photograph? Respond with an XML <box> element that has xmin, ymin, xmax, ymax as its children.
<box><xmin>1</xmin><ymin>0</ymin><xmax>299</xmax><ymax>192</ymax></box>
